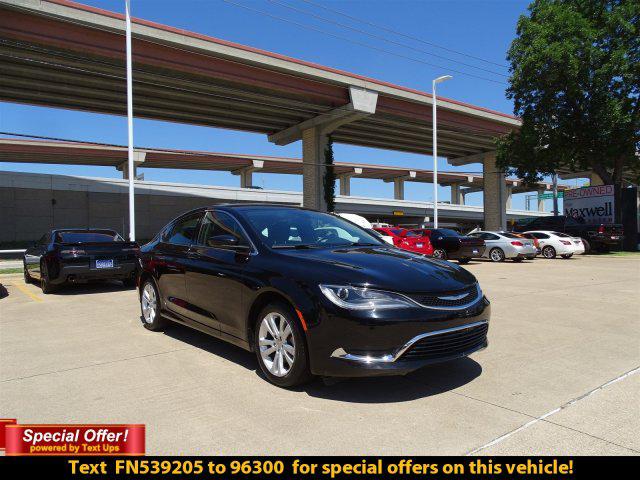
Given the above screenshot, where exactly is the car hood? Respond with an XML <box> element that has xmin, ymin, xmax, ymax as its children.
<box><xmin>274</xmin><ymin>246</ymin><xmax>477</xmax><ymax>293</ymax></box>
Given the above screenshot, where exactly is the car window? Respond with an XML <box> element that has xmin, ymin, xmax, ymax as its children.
<box><xmin>534</xmin><ymin>232</ymin><xmax>550</xmax><ymax>239</ymax></box>
<box><xmin>239</xmin><ymin>207</ymin><xmax>382</xmax><ymax>248</ymax></box>
<box><xmin>485</xmin><ymin>233</ymin><xmax>501</xmax><ymax>240</ymax></box>
<box><xmin>197</xmin><ymin>210</ymin><xmax>248</xmax><ymax>248</ymax></box>
<box><xmin>56</xmin><ymin>231</ymin><xmax>122</xmax><ymax>243</ymax></box>
<box><xmin>500</xmin><ymin>232</ymin><xmax>521</xmax><ymax>239</ymax></box>
<box><xmin>432</xmin><ymin>229</ymin><xmax>460</xmax><ymax>237</ymax></box>
<box><xmin>165</xmin><ymin>213</ymin><xmax>201</xmax><ymax>246</ymax></box>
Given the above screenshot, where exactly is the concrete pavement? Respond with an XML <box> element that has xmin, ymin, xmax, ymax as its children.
<box><xmin>0</xmin><ymin>255</ymin><xmax>638</xmax><ymax>455</ymax></box>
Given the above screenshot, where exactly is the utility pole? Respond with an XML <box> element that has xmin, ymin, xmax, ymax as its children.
<box><xmin>432</xmin><ymin>75</ymin><xmax>452</xmax><ymax>229</ymax></box>
<box><xmin>125</xmin><ymin>0</ymin><xmax>136</xmax><ymax>240</ymax></box>
<box><xmin>552</xmin><ymin>173</ymin><xmax>559</xmax><ymax>216</ymax></box>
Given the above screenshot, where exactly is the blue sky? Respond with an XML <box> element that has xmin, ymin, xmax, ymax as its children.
<box><xmin>0</xmin><ymin>0</ymin><xmax>580</xmax><ymax>209</ymax></box>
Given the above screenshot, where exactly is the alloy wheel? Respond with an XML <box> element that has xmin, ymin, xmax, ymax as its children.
<box><xmin>141</xmin><ymin>282</ymin><xmax>157</xmax><ymax>324</ymax></box>
<box><xmin>433</xmin><ymin>249</ymin><xmax>446</xmax><ymax>259</ymax></box>
<box><xmin>490</xmin><ymin>248</ymin><xmax>504</xmax><ymax>262</ymax></box>
<box><xmin>542</xmin><ymin>246</ymin><xmax>556</xmax><ymax>259</ymax></box>
<box><xmin>258</xmin><ymin>312</ymin><xmax>296</xmax><ymax>377</ymax></box>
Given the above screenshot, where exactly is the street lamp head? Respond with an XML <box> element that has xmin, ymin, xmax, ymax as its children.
<box><xmin>434</xmin><ymin>75</ymin><xmax>453</xmax><ymax>84</ymax></box>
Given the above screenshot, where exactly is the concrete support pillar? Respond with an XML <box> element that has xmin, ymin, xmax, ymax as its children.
<box><xmin>393</xmin><ymin>178</ymin><xmax>405</xmax><ymax>200</ymax></box>
<box><xmin>385</xmin><ymin>171</ymin><xmax>416</xmax><ymax>200</ymax></box>
<box><xmin>450</xmin><ymin>182</ymin><xmax>465</xmax><ymax>205</ymax></box>
<box><xmin>232</xmin><ymin>160</ymin><xmax>264</xmax><ymax>188</ymax></box>
<box><xmin>117</xmin><ymin>151</ymin><xmax>145</xmax><ymax>180</ymax></box>
<box><xmin>506</xmin><ymin>184</ymin><xmax>513</xmax><ymax>210</ymax></box>
<box><xmin>338</xmin><ymin>167</ymin><xmax>362</xmax><ymax>196</ymax></box>
<box><xmin>537</xmin><ymin>189</ymin><xmax>546</xmax><ymax>212</ymax></box>
<box><xmin>301</xmin><ymin>127</ymin><xmax>328</xmax><ymax>211</ymax></box>
<box><xmin>482</xmin><ymin>152</ymin><xmax>507</xmax><ymax>230</ymax></box>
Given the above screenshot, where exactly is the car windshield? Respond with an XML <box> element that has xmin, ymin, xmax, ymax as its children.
<box><xmin>56</xmin><ymin>231</ymin><xmax>123</xmax><ymax>243</ymax></box>
<box><xmin>239</xmin><ymin>208</ymin><xmax>383</xmax><ymax>248</ymax></box>
<box><xmin>432</xmin><ymin>229</ymin><xmax>461</xmax><ymax>237</ymax></box>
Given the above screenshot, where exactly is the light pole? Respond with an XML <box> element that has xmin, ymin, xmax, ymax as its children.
<box><xmin>432</xmin><ymin>75</ymin><xmax>452</xmax><ymax>229</ymax></box>
<box><xmin>125</xmin><ymin>0</ymin><xmax>136</xmax><ymax>241</ymax></box>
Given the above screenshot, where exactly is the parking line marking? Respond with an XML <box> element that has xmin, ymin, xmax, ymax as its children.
<box><xmin>14</xmin><ymin>282</ymin><xmax>43</xmax><ymax>302</ymax></box>
<box><xmin>466</xmin><ymin>365</ymin><xmax>640</xmax><ymax>455</ymax></box>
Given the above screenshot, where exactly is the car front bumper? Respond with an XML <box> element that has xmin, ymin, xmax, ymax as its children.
<box><xmin>306</xmin><ymin>295</ymin><xmax>491</xmax><ymax>377</ymax></box>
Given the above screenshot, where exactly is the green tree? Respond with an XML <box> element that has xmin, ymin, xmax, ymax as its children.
<box><xmin>497</xmin><ymin>0</ymin><xmax>639</xmax><ymax>219</ymax></box>
<box><xmin>324</xmin><ymin>137</ymin><xmax>336</xmax><ymax>212</ymax></box>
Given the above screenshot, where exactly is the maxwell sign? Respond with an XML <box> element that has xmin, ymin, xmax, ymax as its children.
<box><xmin>564</xmin><ymin>185</ymin><xmax>615</xmax><ymax>225</ymax></box>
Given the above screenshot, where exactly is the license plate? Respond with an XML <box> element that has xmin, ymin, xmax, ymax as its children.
<box><xmin>416</xmin><ymin>243</ymin><xmax>423</xmax><ymax>248</ymax></box>
<box><xmin>96</xmin><ymin>259</ymin><xmax>114</xmax><ymax>269</ymax></box>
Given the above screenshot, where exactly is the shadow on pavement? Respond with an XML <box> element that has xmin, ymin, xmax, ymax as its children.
<box><xmin>160</xmin><ymin>322</ymin><xmax>257</xmax><ymax>371</ymax></box>
<box><xmin>52</xmin><ymin>281</ymin><xmax>136</xmax><ymax>296</ymax></box>
<box><xmin>303</xmin><ymin>358</ymin><xmax>482</xmax><ymax>403</ymax></box>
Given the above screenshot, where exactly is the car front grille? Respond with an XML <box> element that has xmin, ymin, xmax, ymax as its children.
<box><xmin>407</xmin><ymin>284</ymin><xmax>479</xmax><ymax>308</ymax></box>
<box><xmin>399</xmin><ymin>322</ymin><xmax>488</xmax><ymax>361</ymax></box>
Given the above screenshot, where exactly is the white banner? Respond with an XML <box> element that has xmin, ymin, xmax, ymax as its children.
<box><xmin>563</xmin><ymin>185</ymin><xmax>615</xmax><ymax>224</ymax></box>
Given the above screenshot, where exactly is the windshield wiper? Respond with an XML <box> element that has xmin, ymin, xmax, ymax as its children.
<box><xmin>271</xmin><ymin>244</ymin><xmax>317</xmax><ymax>249</ymax></box>
<box><xmin>347</xmin><ymin>242</ymin><xmax>379</xmax><ymax>247</ymax></box>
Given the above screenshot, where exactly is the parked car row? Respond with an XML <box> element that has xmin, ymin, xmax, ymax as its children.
<box><xmin>22</xmin><ymin>205</ymin><xmax>492</xmax><ymax>389</ymax></box>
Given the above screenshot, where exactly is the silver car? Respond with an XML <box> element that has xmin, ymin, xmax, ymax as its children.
<box><xmin>468</xmin><ymin>231</ymin><xmax>538</xmax><ymax>262</ymax></box>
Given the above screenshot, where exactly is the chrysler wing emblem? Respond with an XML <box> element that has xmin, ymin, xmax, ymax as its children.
<box><xmin>438</xmin><ymin>292</ymin><xmax>469</xmax><ymax>301</ymax></box>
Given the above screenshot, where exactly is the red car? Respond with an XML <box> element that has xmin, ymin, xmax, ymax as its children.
<box><xmin>373</xmin><ymin>227</ymin><xmax>434</xmax><ymax>256</ymax></box>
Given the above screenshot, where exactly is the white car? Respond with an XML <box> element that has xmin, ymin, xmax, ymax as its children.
<box><xmin>551</xmin><ymin>231</ymin><xmax>586</xmax><ymax>255</ymax></box>
<box><xmin>467</xmin><ymin>230</ymin><xmax>538</xmax><ymax>262</ymax></box>
<box><xmin>521</xmin><ymin>230</ymin><xmax>580</xmax><ymax>259</ymax></box>
<box><xmin>337</xmin><ymin>213</ymin><xmax>394</xmax><ymax>245</ymax></box>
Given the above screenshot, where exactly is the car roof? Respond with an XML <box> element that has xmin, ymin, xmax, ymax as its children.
<box><xmin>51</xmin><ymin>228</ymin><xmax>117</xmax><ymax>233</ymax></box>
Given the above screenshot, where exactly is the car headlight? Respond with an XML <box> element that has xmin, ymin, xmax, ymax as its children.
<box><xmin>319</xmin><ymin>284</ymin><xmax>417</xmax><ymax>310</ymax></box>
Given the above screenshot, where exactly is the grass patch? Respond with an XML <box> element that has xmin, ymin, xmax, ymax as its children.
<box><xmin>0</xmin><ymin>268</ymin><xmax>23</xmax><ymax>275</ymax></box>
<box><xmin>605</xmin><ymin>251</ymin><xmax>640</xmax><ymax>257</ymax></box>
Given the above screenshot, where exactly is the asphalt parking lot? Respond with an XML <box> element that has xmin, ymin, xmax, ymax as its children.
<box><xmin>1</xmin><ymin>255</ymin><xmax>638</xmax><ymax>455</ymax></box>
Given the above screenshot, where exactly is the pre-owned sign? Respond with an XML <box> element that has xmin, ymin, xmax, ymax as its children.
<box><xmin>564</xmin><ymin>185</ymin><xmax>615</xmax><ymax>224</ymax></box>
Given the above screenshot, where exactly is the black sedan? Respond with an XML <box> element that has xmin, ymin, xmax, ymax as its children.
<box><xmin>23</xmin><ymin>229</ymin><xmax>139</xmax><ymax>293</ymax></box>
<box><xmin>137</xmin><ymin>205</ymin><xmax>490</xmax><ymax>388</ymax></box>
<box><xmin>412</xmin><ymin>228</ymin><xmax>486</xmax><ymax>264</ymax></box>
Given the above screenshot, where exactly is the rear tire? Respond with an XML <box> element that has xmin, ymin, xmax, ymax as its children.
<box><xmin>489</xmin><ymin>248</ymin><xmax>505</xmax><ymax>262</ymax></box>
<box><xmin>542</xmin><ymin>246</ymin><xmax>556</xmax><ymax>259</ymax></box>
<box><xmin>40</xmin><ymin>260</ymin><xmax>58</xmax><ymax>294</ymax></box>
<box><xmin>23</xmin><ymin>261</ymin><xmax>31</xmax><ymax>284</ymax></box>
<box><xmin>432</xmin><ymin>249</ymin><xmax>447</xmax><ymax>260</ymax></box>
<box><xmin>140</xmin><ymin>279</ymin><xmax>166</xmax><ymax>331</ymax></box>
<box><xmin>254</xmin><ymin>302</ymin><xmax>312</xmax><ymax>388</ymax></box>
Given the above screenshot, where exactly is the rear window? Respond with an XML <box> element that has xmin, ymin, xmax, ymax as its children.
<box><xmin>56</xmin><ymin>231</ymin><xmax>122</xmax><ymax>243</ymax></box>
<box><xmin>432</xmin><ymin>229</ymin><xmax>460</xmax><ymax>237</ymax></box>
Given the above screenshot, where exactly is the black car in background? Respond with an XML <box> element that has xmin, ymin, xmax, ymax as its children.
<box><xmin>512</xmin><ymin>215</ymin><xmax>623</xmax><ymax>252</ymax></box>
<box><xmin>137</xmin><ymin>205</ymin><xmax>490</xmax><ymax>388</ymax></box>
<box><xmin>23</xmin><ymin>229</ymin><xmax>139</xmax><ymax>293</ymax></box>
<box><xmin>412</xmin><ymin>228</ymin><xmax>486</xmax><ymax>264</ymax></box>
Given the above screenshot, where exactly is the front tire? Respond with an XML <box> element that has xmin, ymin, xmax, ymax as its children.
<box><xmin>140</xmin><ymin>279</ymin><xmax>166</xmax><ymax>331</ymax></box>
<box><xmin>542</xmin><ymin>246</ymin><xmax>557</xmax><ymax>259</ymax></box>
<box><xmin>254</xmin><ymin>302</ymin><xmax>311</xmax><ymax>388</ymax></box>
<box><xmin>489</xmin><ymin>248</ymin><xmax>505</xmax><ymax>262</ymax></box>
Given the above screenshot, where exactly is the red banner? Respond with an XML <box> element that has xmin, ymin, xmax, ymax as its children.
<box><xmin>4</xmin><ymin>424</ymin><xmax>145</xmax><ymax>456</ymax></box>
<box><xmin>0</xmin><ymin>419</ymin><xmax>17</xmax><ymax>450</ymax></box>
